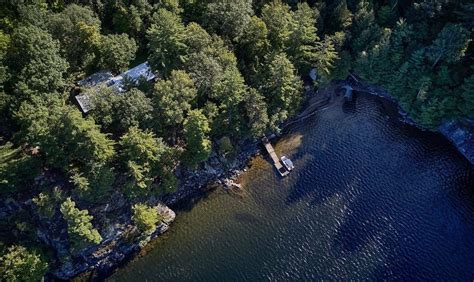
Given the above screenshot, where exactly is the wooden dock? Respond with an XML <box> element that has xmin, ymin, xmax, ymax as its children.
<box><xmin>262</xmin><ymin>138</ymin><xmax>289</xmax><ymax>177</ymax></box>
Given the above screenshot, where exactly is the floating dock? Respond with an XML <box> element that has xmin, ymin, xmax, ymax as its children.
<box><xmin>262</xmin><ymin>137</ymin><xmax>289</xmax><ymax>177</ymax></box>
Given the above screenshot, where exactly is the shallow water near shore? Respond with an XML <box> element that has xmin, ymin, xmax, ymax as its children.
<box><xmin>111</xmin><ymin>92</ymin><xmax>474</xmax><ymax>281</ymax></box>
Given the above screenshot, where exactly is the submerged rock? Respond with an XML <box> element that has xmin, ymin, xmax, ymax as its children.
<box><xmin>439</xmin><ymin>119</ymin><xmax>474</xmax><ymax>165</ymax></box>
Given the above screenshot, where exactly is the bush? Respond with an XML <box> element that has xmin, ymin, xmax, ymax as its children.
<box><xmin>0</xmin><ymin>245</ymin><xmax>48</xmax><ymax>281</ymax></box>
<box><xmin>131</xmin><ymin>203</ymin><xmax>162</xmax><ymax>235</ymax></box>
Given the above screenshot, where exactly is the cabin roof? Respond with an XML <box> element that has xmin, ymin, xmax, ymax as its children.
<box><xmin>77</xmin><ymin>71</ymin><xmax>114</xmax><ymax>88</ymax></box>
<box><xmin>74</xmin><ymin>62</ymin><xmax>156</xmax><ymax>113</ymax></box>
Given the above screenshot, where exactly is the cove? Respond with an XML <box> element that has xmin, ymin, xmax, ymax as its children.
<box><xmin>111</xmin><ymin>92</ymin><xmax>474</xmax><ymax>281</ymax></box>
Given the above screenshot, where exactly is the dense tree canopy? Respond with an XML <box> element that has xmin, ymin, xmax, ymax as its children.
<box><xmin>7</xmin><ymin>24</ymin><xmax>68</xmax><ymax>98</ymax></box>
<box><xmin>97</xmin><ymin>33</ymin><xmax>137</xmax><ymax>73</ymax></box>
<box><xmin>0</xmin><ymin>0</ymin><xmax>472</xmax><ymax>279</ymax></box>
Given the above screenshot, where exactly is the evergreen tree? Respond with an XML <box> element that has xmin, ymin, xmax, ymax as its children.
<box><xmin>60</xmin><ymin>198</ymin><xmax>102</xmax><ymax>251</ymax></box>
<box><xmin>210</xmin><ymin>67</ymin><xmax>247</xmax><ymax>137</ymax></box>
<box><xmin>119</xmin><ymin>127</ymin><xmax>168</xmax><ymax>197</ymax></box>
<box><xmin>0</xmin><ymin>245</ymin><xmax>48</xmax><ymax>281</ymax></box>
<box><xmin>261</xmin><ymin>53</ymin><xmax>303</xmax><ymax>128</ymax></box>
<box><xmin>183</xmin><ymin>110</ymin><xmax>212</xmax><ymax>167</ymax></box>
<box><xmin>15</xmin><ymin>95</ymin><xmax>115</xmax><ymax>171</ymax></box>
<box><xmin>90</xmin><ymin>87</ymin><xmax>153</xmax><ymax>135</ymax></box>
<box><xmin>427</xmin><ymin>23</ymin><xmax>471</xmax><ymax>68</ymax></box>
<box><xmin>151</xmin><ymin>70</ymin><xmax>197</xmax><ymax>136</ymax></box>
<box><xmin>0</xmin><ymin>142</ymin><xmax>40</xmax><ymax>195</ymax></box>
<box><xmin>236</xmin><ymin>16</ymin><xmax>270</xmax><ymax>84</ymax></box>
<box><xmin>261</xmin><ymin>0</ymin><xmax>295</xmax><ymax>51</ymax></box>
<box><xmin>70</xmin><ymin>165</ymin><xmax>115</xmax><ymax>204</ymax></box>
<box><xmin>460</xmin><ymin>75</ymin><xmax>474</xmax><ymax>118</ymax></box>
<box><xmin>287</xmin><ymin>2</ymin><xmax>320</xmax><ymax>74</ymax></box>
<box><xmin>147</xmin><ymin>8</ymin><xmax>187</xmax><ymax>77</ymax></box>
<box><xmin>245</xmin><ymin>88</ymin><xmax>270</xmax><ymax>138</ymax></box>
<box><xmin>131</xmin><ymin>203</ymin><xmax>162</xmax><ymax>235</ymax></box>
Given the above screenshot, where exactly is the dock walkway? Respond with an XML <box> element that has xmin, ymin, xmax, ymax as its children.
<box><xmin>262</xmin><ymin>138</ymin><xmax>289</xmax><ymax>177</ymax></box>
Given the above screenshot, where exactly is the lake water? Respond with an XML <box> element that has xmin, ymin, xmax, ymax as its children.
<box><xmin>111</xmin><ymin>92</ymin><xmax>474</xmax><ymax>281</ymax></box>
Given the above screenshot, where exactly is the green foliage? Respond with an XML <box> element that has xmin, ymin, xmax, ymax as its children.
<box><xmin>90</xmin><ymin>87</ymin><xmax>153</xmax><ymax>135</ymax></box>
<box><xmin>236</xmin><ymin>16</ymin><xmax>270</xmax><ymax>83</ymax></box>
<box><xmin>15</xmin><ymin>94</ymin><xmax>115</xmax><ymax>171</ymax></box>
<box><xmin>218</xmin><ymin>136</ymin><xmax>234</xmax><ymax>156</ymax></box>
<box><xmin>203</xmin><ymin>0</ymin><xmax>253</xmax><ymax>41</ymax></box>
<box><xmin>245</xmin><ymin>88</ymin><xmax>270</xmax><ymax>138</ymax></box>
<box><xmin>261</xmin><ymin>53</ymin><xmax>303</xmax><ymax>128</ymax></box>
<box><xmin>131</xmin><ymin>203</ymin><xmax>161</xmax><ymax>235</ymax></box>
<box><xmin>460</xmin><ymin>75</ymin><xmax>474</xmax><ymax>118</ymax></box>
<box><xmin>97</xmin><ymin>33</ymin><xmax>137</xmax><ymax>73</ymax></box>
<box><xmin>183</xmin><ymin>110</ymin><xmax>212</xmax><ymax>167</ymax></box>
<box><xmin>261</xmin><ymin>0</ymin><xmax>295</xmax><ymax>51</ymax></box>
<box><xmin>47</xmin><ymin>4</ymin><xmax>101</xmax><ymax>72</ymax></box>
<box><xmin>70</xmin><ymin>165</ymin><xmax>115</xmax><ymax>204</ymax></box>
<box><xmin>157</xmin><ymin>170</ymin><xmax>178</xmax><ymax>194</ymax></box>
<box><xmin>0</xmin><ymin>30</ymin><xmax>10</xmax><ymax>87</ymax></box>
<box><xmin>151</xmin><ymin>70</ymin><xmax>197</xmax><ymax>134</ymax></box>
<box><xmin>0</xmin><ymin>142</ymin><xmax>40</xmax><ymax>195</ymax></box>
<box><xmin>147</xmin><ymin>8</ymin><xmax>187</xmax><ymax>77</ymax></box>
<box><xmin>119</xmin><ymin>127</ymin><xmax>169</xmax><ymax>197</ymax></box>
<box><xmin>7</xmin><ymin>24</ymin><xmax>68</xmax><ymax>98</ymax></box>
<box><xmin>210</xmin><ymin>67</ymin><xmax>247</xmax><ymax>137</ymax></box>
<box><xmin>60</xmin><ymin>198</ymin><xmax>102</xmax><ymax>251</ymax></box>
<box><xmin>426</xmin><ymin>23</ymin><xmax>471</xmax><ymax>68</ymax></box>
<box><xmin>0</xmin><ymin>245</ymin><xmax>48</xmax><ymax>282</ymax></box>
<box><xmin>287</xmin><ymin>2</ymin><xmax>320</xmax><ymax>74</ymax></box>
<box><xmin>325</xmin><ymin>0</ymin><xmax>353</xmax><ymax>32</ymax></box>
<box><xmin>32</xmin><ymin>191</ymin><xmax>57</xmax><ymax>218</ymax></box>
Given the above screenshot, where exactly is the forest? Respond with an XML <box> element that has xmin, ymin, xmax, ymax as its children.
<box><xmin>0</xmin><ymin>0</ymin><xmax>472</xmax><ymax>280</ymax></box>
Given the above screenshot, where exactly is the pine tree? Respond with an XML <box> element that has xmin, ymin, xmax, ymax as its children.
<box><xmin>427</xmin><ymin>23</ymin><xmax>471</xmax><ymax>68</ymax></box>
<box><xmin>147</xmin><ymin>8</ymin><xmax>187</xmax><ymax>77</ymax></box>
<box><xmin>151</xmin><ymin>70</ymin><xmax>197</xmax><ymax>136</ymax></box>
<box><xmin>0</xmin><ymin>245</ymin><xmax>48</xmax><ymax>281</ymax></box>
<box><xmin>183</xmin><ymin>110</ymin><xmax>212</xmax><ymax>167</ymax></box>
<box><xmin>261</xmin><ymin>0</ymin><xmax>295</xmax><ymax>51</ymax></box>
<box><xmin>287</xmin><ymin>2</ymin><xmax>320</xmax><ymax>74</ymax></box>
<box><xmin>60</xmin><ymin>198</ymin><xmax>102</xmax><ymax>251</ymax></box>
<box><xmin>261</xmin><ymin>53</ymin><xmax>303</xmax><ymax>128</ymax></box>
<box><xmin>119</xmin><ymin>127</ymin><xmax>168</xmax><ymax>197</ymax></box>
<box><xmin>203</xmin><ymin>0</ymin><xmax>253</xmax><ymax>41</ymax></box>
<box><xmin>245</xmin><ymin>88</ymin><xmax>270</xmax><ymax>138</ymax></box>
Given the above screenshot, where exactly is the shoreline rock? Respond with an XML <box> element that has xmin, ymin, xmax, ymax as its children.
<box><xmin>345</xmin><ymin>75</ymin><xmax>474</xmax><ymax>165</ymax></box>
<box><xmin>44</xmin><ymin>77</ymin><xmax>472</xmax><ymax>280</ymax></box>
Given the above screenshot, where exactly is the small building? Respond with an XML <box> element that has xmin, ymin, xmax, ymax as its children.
<box><xmin>77</xmin><ymin>70</ymin><xmax>114</xmax><ymax>88</ymax></box>
<box><xmin>74</xmin><ymin>62</ymin><xmax>156</xmax><ymax>113</ymax></box>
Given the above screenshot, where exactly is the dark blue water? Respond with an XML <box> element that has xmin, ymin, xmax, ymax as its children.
<box><xmin>111</xmin><ymin>93</ymin><xmax>474</xmax><ymax>281</ymax></box>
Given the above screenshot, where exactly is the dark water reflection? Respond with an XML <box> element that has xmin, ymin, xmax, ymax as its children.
<box><xmin>111</xmin><ymin>93</ymin><xmax>474</xmax><ymax>281</ymax></box>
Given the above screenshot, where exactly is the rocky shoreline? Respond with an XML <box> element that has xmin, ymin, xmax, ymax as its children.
<box><xmin>344</xmin><ymin>75</ymin><xmax>474</xmax><ymax>165</ymax></box>
<box><xmin>4</xmin><ymin>77</ymin><xmax>469</xmax><ymax>281</ymax></box>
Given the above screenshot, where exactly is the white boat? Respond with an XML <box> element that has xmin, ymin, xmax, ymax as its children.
<box><xmin>281</xmin><ymin>156</ymin><xmax>294</xmax><ymax>171</ymax></box>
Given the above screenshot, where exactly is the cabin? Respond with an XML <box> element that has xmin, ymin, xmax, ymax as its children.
<box><xmin>74</xmin><ymin>62</ymin><xmax>156</xmax><ymax>113</ymax></box>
